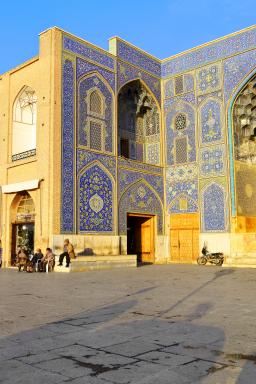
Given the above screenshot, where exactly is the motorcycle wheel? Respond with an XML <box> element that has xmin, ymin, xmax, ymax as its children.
<box><xmin>215</xmin><ymin>259</ymin><xmax>223</xmax><ymax>266</ymax></box>
<box><xmin>197</xmin><ymin>256</ymin><xmax>207</xmax><ymax>265</ymax></box>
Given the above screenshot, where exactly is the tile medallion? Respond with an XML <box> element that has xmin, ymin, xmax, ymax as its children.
<box><xmin>196</xmin><ymin>63</ymin><xmax>222</xmax><ymax>96</ymax></box>
<box><xmin>200</xmin><ymin>145</ymin><xmax>226</xmax><ymax>177</ymax></box>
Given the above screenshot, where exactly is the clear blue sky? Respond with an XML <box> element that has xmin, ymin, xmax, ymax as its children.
<box><xmin>0</xmin><ymin>0</ymin><xmax>255</xmax><ymax>74</ymax></box>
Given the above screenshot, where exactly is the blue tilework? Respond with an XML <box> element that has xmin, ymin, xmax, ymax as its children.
<box><xmin>200</xmin><ymin>98</ymin><xmax>222</xmax><ymax>144</ymax></box>
<box><xmin>117</xmin><ymin>62</ymin><xmax>161</xmax><ymax>103</ymax></box>
<box><xmin>166</xmin><ymin>102</ymin><xmax>196</xmax><ymax>165</ymax></box>
<box><xmin>197</xmin><ymin>91</ymin><xmax>222</xmax><ymax>104</ymax></box>
<box><xmin>118</xmin><ymin>169</ymin><xmax>164</xmax><ymax>199</ymax></box>
<box><xmin>166</xmin><ymin>164</ymin><xmax>198</xmax><ymax>182</ymax></box>
<box><xmin>63</xmin><ymin>36</ymin><xmax>115</xmax><ymax>70</ymax></box>
<box><xmin>224</xmin><ymin>50</ymin><xmax>256</xmax><ymax>103</ymax></box>
<box><xmin>164</xmin><ymin>93</ymin><xmax>196</xmax><ymax>110</ymax></box>
<box><xmin>197</xmin><ymin>64</ymin><xmax>221</xmax><ymax>95</ymax></box>
<box><xmin>164</xmin><ymin>74</ymin><xmax>194</xmax><ymax>98</ymax></box>
<box><xmin>202</xmin><ymin>183</ymin><xmax>226</xmax><ymax>232</ymax></box>
<box><xmin>78</xmin><ymin>73</ymin><xmax>113</xmax><ymax>152</ymax></box>
<box><xmin>61</xmin><ymin>59</ymin><xmax>75</xmax><ymax>233</ymax></box>
<box><xmin>78</xmin><ymin>164</ymin><xmax>114</xmax><ymax>232</ymax></box>
<box><xmin>166</xmin><ymin>164</ymin><xmax>198</xmax><ymax>213</ymax></box>
<box><xmin>146</xmin><ymin>143</ymin><xmax>160</xmax><ymax>165</ymax></box>
<box><xmin>162</xmin><ymin>28</ymin><xmax>256</xmax><ymax>76</ymax></box>
<box><xmin>77</xmin><ymin>149</ymin><xmax>116</xmax><ymax>177</ymax></box>
<box><xmin>119</xmin><ymin>180</ymin><xmax>163</xmax><ymax>235</ymax></box>
<box><xmin>168</xmin><ymin>195</ymin><xmax>198</xmax><ymax>214</ymax></box>
<box><xmin>76</xmin><ymin>58</ymin><xmax>115</xmax><ymax>90</ymax></box>
<box><xmin>117</xmin><ymin>41</ymin><xmax>161</xmax><ymax>77</ymax></box>
<box><xmin>118</xmin><ymin>158</ymin><xmax>163</xmax><ymax>174</ymax></box>
<box><xmin>200</xmin><ymin>145</ymin><xmax>226</xmax><ymax>177</ymax></box>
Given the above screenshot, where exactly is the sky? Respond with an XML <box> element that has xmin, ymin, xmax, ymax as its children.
<box><xmin>0</xmin><ymin>0</ymin><xmax>255</xmax><ymax>74</ymax></box>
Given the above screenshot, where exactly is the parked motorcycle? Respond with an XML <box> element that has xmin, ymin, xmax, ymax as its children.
<box><xmin>197</xmin><ymin>245</ymin><xmax>224</xmax><ymax>266</ymax></box>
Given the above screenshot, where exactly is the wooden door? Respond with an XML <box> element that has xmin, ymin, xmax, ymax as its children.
<box><xmin>170</xmin><ymin>229</ymin><xmax>180</xmax><ymax>262</ymax></box>
<box><xmin>170</xmin><ymin>213</ymin><xmax>199</xmax><ymax>263</ymax></box>
<box><xmin>192</xmin><ymin>229</ymin><xmax>199</xmax><ymax>261</ymax></box>
<box><xmin>141</xmin><ymin>219</ymin><xmax>153</xmax><ymax>263</ymax></box>
<box><xmin>179</xmin><ymin>229</ymin><xmax>193</xmax><ymax>262</ymax></box>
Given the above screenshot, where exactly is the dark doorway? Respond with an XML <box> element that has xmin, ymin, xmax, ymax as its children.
<box><xmin>127</xmin><ymin>213</ymin><xmax>155</xmax><ymax>264</ymax></box>
<box><xmin>11</xmin><ymin>223</ymin><xmax>34</xmax><ymax>265</ymax></box>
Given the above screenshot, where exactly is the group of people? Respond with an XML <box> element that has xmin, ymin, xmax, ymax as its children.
<box><xmin>17</xmin><ymin>247</ymin><xmax>55</xmax><ymax>272</ymax></box>
<box><xmin>16</xmin><ymin>239</ymin><xmax>75</xmax><ymax>273</ymax></box>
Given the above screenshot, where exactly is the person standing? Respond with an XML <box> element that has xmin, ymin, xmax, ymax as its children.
<box><xmin>58</xmin><ymin>239</ymin><xmax>75</xmax><ymax>267</ymax></box>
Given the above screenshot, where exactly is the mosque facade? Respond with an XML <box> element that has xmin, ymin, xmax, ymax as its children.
<box><xmin>1</xmin><ymin>26</ymin><xmax>256</xmax><ymax>267</ymax></box>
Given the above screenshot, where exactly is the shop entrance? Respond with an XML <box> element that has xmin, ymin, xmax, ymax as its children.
<box><xmin>11</xmin><ymin>223</ymin><xmax>35</xmax><ymax>265</ymax></box>
<box><xmin>127</xmin><ymin>213</ymin><xmax>155</xmax><ymax>264</ymax></box>
<box><xmin>10</xmin><ymin>192</ymin><xmax>35</xmax><ymax>265</ymax></box>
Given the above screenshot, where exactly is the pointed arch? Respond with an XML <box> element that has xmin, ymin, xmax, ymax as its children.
<box><xmin>118</xmin><ymin>77</ymin><xmax>161</xmax><ymax>111</ymax></box>
<box><xmin>227</xmin><ymin>68</ymin><xmax>256</xmax><ymax>216</ymax></box>
<box><xmin>77</xmin><ymin>72</ymin><xmax>114</xmax><ymax>153</ymax></box>
<box><xmin>201</xmin><ymin>182</ymin><xmax>227</xmax><ymax>232</ymax></box>
<box><xmin>118</xmin><ymin>178</ymin><xmax>163</xmax><ymax>235</ymax></box>
<box><xmin>168</xmin><ymin>193</ymin><xmax>198</xmax><ymax>214</ymax></box>
<box><xmin>165</xmin><ymin>99</ymin><xmax>196</xmax><ymax>165</ymax></box>
<box><xmin>117</xmin><ymin>79</ymin><xmax>161</xmax><ymax>164</ymax></box>
<box><xmin>12</xmin><ymin>86</ymin><xmax>37</xmax><ymax>160</ymax></box>
<box><xmin>77</xmin><ymin>161</ymin><xmax>114</xmax><ymax>233</ymax></box>
<box><xmin>198</xmin><ymin>96</ymin><xmax>223</xmax><ymax>145</ymax></box>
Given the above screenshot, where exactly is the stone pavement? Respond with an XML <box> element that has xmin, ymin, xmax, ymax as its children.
<box><xmin>0</xmin><ymin>265</ymin><xmax>256</xmax><ymax>383</ymax></box>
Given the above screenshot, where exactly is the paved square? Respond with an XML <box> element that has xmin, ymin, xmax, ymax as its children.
<box><xmin>0</xmin><ymin>265</ymin><xmax>256</xmax><ymax>383</ymax></box>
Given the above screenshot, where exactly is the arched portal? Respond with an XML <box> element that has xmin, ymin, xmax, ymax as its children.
<box><xmin>118</xmin><ymin>80</ymin><xmax>161</xmax><ymax>165</ymax></box>
<box><xmin>232</xmin><ymin>73</ymin><xmax>256</xmax><ymax>228</ymax></box>
<box><xmin>10</xmin><ymin>192</ymin><xmax>35</xmax><ymax>265</ymax></box>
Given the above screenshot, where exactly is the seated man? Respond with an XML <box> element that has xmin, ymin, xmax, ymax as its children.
<box><xmin>41</xmin><ymin>248</ymin><xmax>55</xmax><ymax>272</ymax></box>
<box><xmin>31</xmin><ymin>248</ymin><xmax>44</xmax><ymax>271</ymax></box>
<box><xmin>58</xmin><ymin>239</ymin><xmax>75</xmax><ymax>267</ymax></box>
<box><xmin>17</xmin><ymin>248</ymin><xmax>28</xmax><ymax>272</ymax></box>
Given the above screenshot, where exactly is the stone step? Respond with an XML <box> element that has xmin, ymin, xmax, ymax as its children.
<box><xmin>225</xmin><ymin>254</ymin><xmax>256</xmax><ymax>268</ymax></box>
<box><xmin>54</xmin><ymin>255</ymin><xmax>137</xmax><ymax>272</ymax></box>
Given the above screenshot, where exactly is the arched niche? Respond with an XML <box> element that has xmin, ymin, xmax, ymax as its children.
<box><xmin>201</xmin><ymin>182</ymin><xmax>226</xmax><ymax>232</ymax></box>
<box><xmin>117</xmin><ymin>80</ymin><xmax>161</xmax><ymax>165</ymax></box>
<box><xmin>77</xmin><ymin>73</ymin><xmax>113</xmax><ymax>153</ymax></box>
<box><xmin>77</xmin><ymin>162</ymin><xmax>114</xmax><ymax>233</ymax></box>
<box><xmin>231</xmin><ymin>73</ymin><xmax>256</xmax><ymax>218</ymax></box>
<box><xmin>118</xmin><ymin>179</ymin><xmax>163</xmax><ymax>235</ymax></box>
<box><xmin>12</xmin><ymin>86</ymin><xmax>37</xmax><ymax>160</ymax></box>
<box><xmin>10</xmin><ymin>191</ymin><xmax>35</xmax><ymax>264</ymax></box>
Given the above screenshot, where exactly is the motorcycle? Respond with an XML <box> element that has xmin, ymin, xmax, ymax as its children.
<box><xmin>197</xmin><ymin>245</ymin><xmax>224</xmax><ymax>266</ymax></box>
